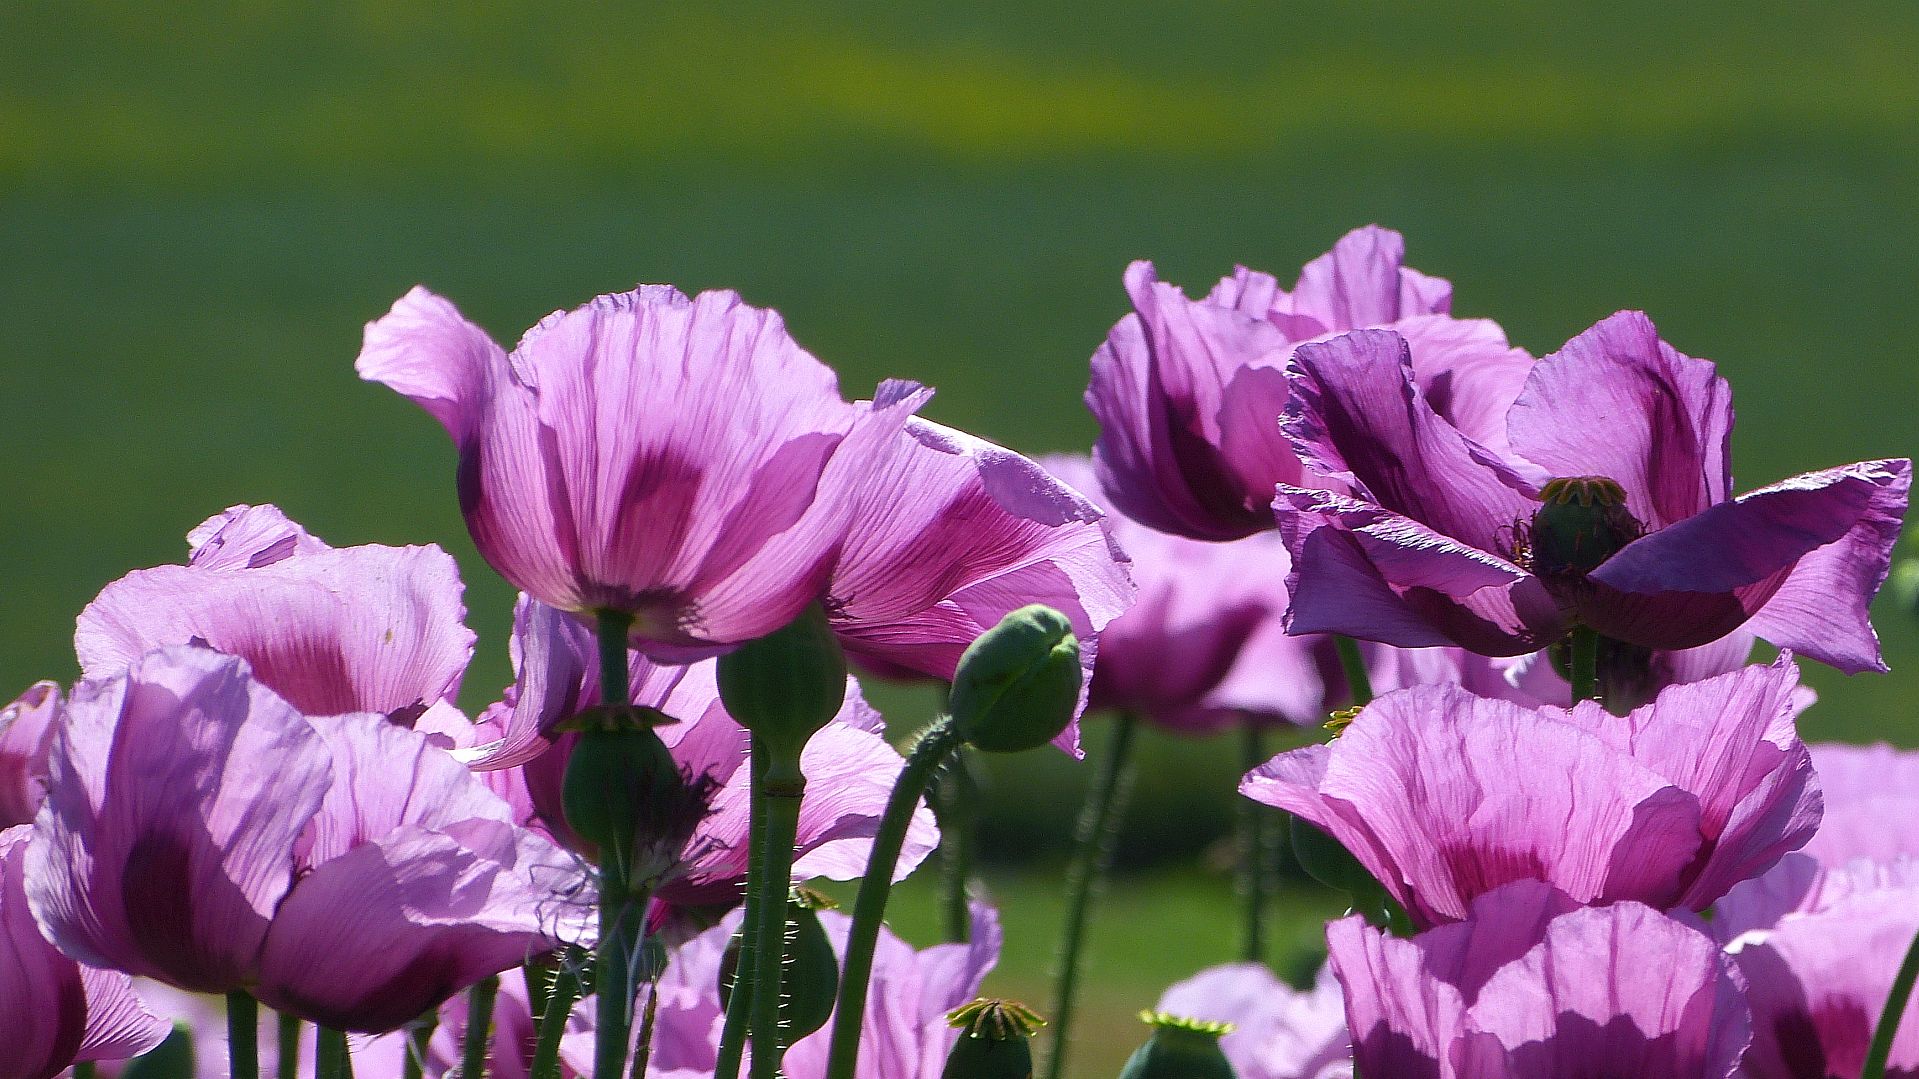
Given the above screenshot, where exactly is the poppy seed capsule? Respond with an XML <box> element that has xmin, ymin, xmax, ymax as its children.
<box><xmin>718</xmin><ymin>887</ymin><xmax>841</xmax><ymax>1041</ymax></box>
<box><xmin>1119</xmin><ymin>1012</ymin><xmax>1238</xmax><ymax>1079</ymax></box>
<box><xmin>942</xmin><ymin>998</ymin><xmax>1044</xmax><ymax>1079</ymax></box>
<box><xmin>559</xmin><ymin>706</ymin><xmax>700</xmax><ymax>884</ymax></box>
<box><xmin>716</xmin><ymin>603</ymin><xmax>847</xmax><ymax>761</ymax></box>
<box><xmin>949</xmin><ymin>605</ymin><xmax>1081</xmax><ymax>753</ymax></box>
<box><xmin>1529</xmin><ymin>476</ymin><xmax>1644</xmax><ymax>577</ymax></box>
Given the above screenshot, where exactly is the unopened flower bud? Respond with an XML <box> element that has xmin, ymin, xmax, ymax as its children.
<box><xmin>560</xmin><ymin>706</ymin><xmax>709</xmax><ymax>886</ymax></box>
<box><xmin>1290</xmin><ymin>818</ymin><xmax>1386</xmax><ymax>905</ymax></box>
<box><xmin>1529</xmin><ymin>476</ymin><xmax>1644</xmax><ymax>576</ymax></box>
<box><xmin>716</xmin><ymin>603</ymin><xmax>847</xmax><ymax>761</ymax></box>
<box><xmin>943</xmin><ymin>998</ymin><xmax>1044</xmax><ymax>1079</ymax></box>
<box><xmin>718</xmin><ymin>887</ymin><xmax>841</xmax><ymax>1041</ymax></box>
<box><xmin>949</xmin><ymin>605</ymin><xmax>1081</xmax><ymax>753</ymax></box>
<box><xmin>1118</xmin><ymin>1012</ymin><xmax>1237</xmax><ymax>1079</ymax></box>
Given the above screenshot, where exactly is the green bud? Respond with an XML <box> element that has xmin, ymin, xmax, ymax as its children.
<box><xmin>716</xmin><ymin>603</ymin><xmax>847</xmax><ymax>760</ymax></box>
<box><xmin>560</xmin><ymin>707</ymin><xmax>708</xmax><ymax>885</ymax></box>
<box><xmin>949</xmin><ymin>605</ymin><xmax>1081</xmax><ymax>753</ymax></box>
<box><xmin>942</xmin><ymin>998</ymin><xmax>1044</xmax><ymax>1079</ymax></box>
<box><xmin>1118</xmin><ymin>1012</ymin><xmax>1238</xmax><ymax>1079</ymax></box>
<box><xmin>717</xmin><ymin>887</ymin><xmax>841</xmax><ymax>1041</ymax></box>
<box><xmin>1891</xmin><ymin>558</ymin><xmax>1919</xmax><ymax>624</ymax></box>
<box><xmin>1290</xmin><ymin>818</ymin><xmax>1387</xmax><ymax>905</ymax></box>
<box><xmin>1528</xmin><ymin>476</ymin><xmax>1643</xmax><ymax>576</ymax></box>
<box><xmin>120</xmin><ymin>1024</ymin><xmax>194</xmax><ymax>1078</ymax></box>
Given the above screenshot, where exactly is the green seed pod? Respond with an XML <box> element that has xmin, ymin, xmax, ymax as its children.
<box><xmin>717</xmin><ymin>888</ymin><xmax>841</xmax><ymax>1041</ymax></box>
<box><xmin>716</xmin><ymin>603</ymin><xmax>847</xmax><ymax>761</ymax></box>
<box><xmin>120</xmin><ymin>1024</ymin><xmax>195</xmax><ymax>1079</ymax></box>
<box><xmin>948</xmin><ymin>605</ymin><xmax>1081</xmax><ymax>753</ymax></box>
<box><xmin>1118</xmin><ymin>1012</ymin><xmax>1238</xmax><ymax>1079</ymax></box>
<box><xmin>942</xmin><ymin>998</ymin><xmax>1044</xmax><ymax>1079</ymax></box>
<box><xmin>1528</xmin><ymin>476</ymin><xmax>1644</xmax><ymax>577</ymax></box>
<box><xmin>560</xmin><ymin>707</ymin><xmax>705</xmax><ymax>885</ymax></box>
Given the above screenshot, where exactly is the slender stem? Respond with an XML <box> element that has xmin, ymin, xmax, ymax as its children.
<box><xmin>227</xmin><ymin>991</ymin><xmax>259</xmax><ymax>1079</ymax></box>
<box><xmin>315</xmin><ymin>1027</ymin><xmax>352</xmax><ymax>1079</ymax></box>
<box><xmin>630</xmin><ymin>977</ymin><xmax>661</xmax><ymax>1079</ymax></box>
<box><xmin>713</xmin><ymin>743</ymin><xmax>768</xmax><ymax>1079</ymax></box>
<box><xmin>935</xmin><ymin>749</ymin><xmax>979</xmax><ymax>943</ymax></box>
<box><xmin>1044</xmin><ymin>714</ymin><xmax>1140</xmax><ymax>1079</ymax></box>
<box><xmin>529</xmin><ymin>960</ymin><xmax>583</xmax><ymax>1079</ymax></box>
<box><xmin>593</xmin><ymin>608</ymin><xmax>641</xmax><ymax>1079</ymax></box>
<box><xmin>823</xmin><ymin>720</ymin><xmax>967</xmax><ymax>1079</ymax></box>
<box><xmin>402</xmin><ymin>1015</ymin><xmax>430</xmax><ymax>1079</ymax></box>
<box><xmin>280</xmin><ymin>1013</ymin><xmax>304</xmax><ymax>1079</ymax></box>
<box><xmin>750</xmin><ymin>755</ymin><xmax>806</xmax><ymax>1079</ymax></box>
<box><xmin>1333</xmin><ymin>636</ymin><xmax>1373</xmax><ymax>707</ymax></box>
<box><xmin>526</xmin><ymin>954</ymin><xmax>554</xmax><ymax>1020</ymax></box>
<box><xmin>596</xmin><ymin>608</ymin><xmax>633</xmax><ymax>708</ymax></box>
<box><xmin>1569</xmin><ymin>625</ymin><xmax>1600</xmax><ymax>704</ymax></box>
<box><xmin>1862</xmin><ymin>922</ymin><xmax>1919</xmax><ymax>1079</ymax></box>
<box><xmin>460</xmin><ymin>975</ymin><xmax>499</xmax><ymax>1079</ymax></box>
<box><xmin>1236</xmin><ymin>719</ymin><xmax>1268</xmax><ymax>965</ymax></box>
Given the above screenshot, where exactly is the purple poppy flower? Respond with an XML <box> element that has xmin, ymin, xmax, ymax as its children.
<box><xmin>1373</xmin><ymin>629</ymin><xmax>1764</xmax><ymax>714</ymax></box>
<box><xmin>358</xmin><ymin>285</ymin><xmax>934</xmax><ymax>649</ymax></box>
<box><xmin>465</xmin><ymin>598</ymin><xmax>938</xmax><ymax>928</ymax></box>
<box><xmin>605</xmin><ymin>901</ymin><xmax>1001</xmax><ymax>1079</ymax></box>
<box><xmin>1242</xmin><ymin>656</ymin><xmax>1820</xmax><ymax>927</ymax></box>
<box><xmin>0</xmin><ymin>826</ymin><xmax>170</xmax><ymax>1079</ymax></box>
<box><xmin>76</xmin><ymin>504</ymin><xmax>474</xmax><ymax>727</ymax></box>
<box><xmin>1796</xmin><ymin>743</ymin><xmax>1919</xmax><ymax>869</ymax></box>
<box><xmin>1154</xmin><ymin>962</ymin><xmax>1351</xmax><ymax>1079</ymax></box>
<box><xmin>0</xmin><ymin>682</ymin><xmax>60</xmax><ymax>828</ymax></box>
<box><xmin>1328</xmin><ymin>880</ymin><xmax>1750</xmax><ymax>1079</ymax></box>
<box><xmin>1086</xmin><ymin>225</ymin><xmax>1533</xmax><ymax>540</ymax></box>
<box><xmin>1726</xmin><ymin>873</ymin><xmax>1919</xmax><ymax>1078</ymax></box>
<box><xmin>1275</xmin><ymin>311</ymin><xmax>1911</xmax><ymax>669</ymax></box>
<box><xmin>27</xmin><ymin>646</ymin><xmax>590</xmax><ymax>1033</ymax></box>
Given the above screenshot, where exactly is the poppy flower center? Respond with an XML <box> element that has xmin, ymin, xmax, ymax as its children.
<box><xmin>1526</xmin><ymin>476</ymin><xmax>1645</xmax><ymax>577</ymax></box>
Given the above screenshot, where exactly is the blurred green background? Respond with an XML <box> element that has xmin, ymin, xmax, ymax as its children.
<box><xmin>4</xmin><ymin>3</ymin><xmax>1916</xmax><ymax>1074</ymax></box>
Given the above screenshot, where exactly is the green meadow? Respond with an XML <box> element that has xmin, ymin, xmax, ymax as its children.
<box><xmin>3</xmin><ymin>4</ymin><xmax>1916</xmax><ymax>1074</ymax></box>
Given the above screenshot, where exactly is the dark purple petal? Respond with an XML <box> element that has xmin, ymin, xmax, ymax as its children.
<box><xmin>1327</xmin><ymin>912</ymin><xmax>1470</xmax><ymax>1079</ymax></box>
<box><xmin>0</xmin><ymin>682</ymin><xmax>59</xmax><ymax>829</ymax></box>
<box><xmin>27</xmin><ymin>648</ymin><xmax>333</xmax><ymax>993</ymax></box>
<box><xmin>1392</xmin><ymin>314</ymin><xmax>1535</xmax><ymax>457</ymax></box>
<box><xmin>1506</xmin><ymin>310</ymin><xmax>1732</xmax><ymax>530</ymax></box>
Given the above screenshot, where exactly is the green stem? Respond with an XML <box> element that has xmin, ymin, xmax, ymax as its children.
<box><xmin>529</xmin><ymin>960</ymin><xmax>583</xmax><ymax>1079</ymax></box>
<box><xmin>72</xmin><ymin>1066</ymin><xmax>96</xmax><ymax>1079</ymax></box>
<box><xmin>315</xmin><ymin>1028</ymin><xmax>352</xmax><ymax>1079</ymax></box>
<box><xmin>1334</xmin><ymin>636</ymin><xmax>1373</xmax><ymax>707</ymax></box>
<box><xmin>1236</xmin><ymin>719</ymin><xmax>1268</xmax><ymax>966</ymax></box>
<box><xmin>280</xmin><ymin>1013</ymin><xmax>304</xmax><ymax>1079</ymax></box>
<box><xmin>402</xmin><ymin>1014</ymin><xmax>431</xmax><ymax>1079</ymax></box>
<box><xmin>1569</xmin><ymin>625</ymin><xmax>1600</xmax><ymax>704</ymax></box>
<box><xmin>227</xmin><ymin>991</ymin><xmax>259</xmax><ymax>1079</ymax></box>
<box><xmin>713</xmin><ymin>743</ymin><xmax>767</xmax><ymax>1079</ymax></box>
<box><xmin>823</xmin><ymin>719</ymin><xmax>967</xmax><ymax>1079</ymax></box>
<box><xmin>935</xmin><ymin>749</ymin><xmax>979</xmax><ymax>943</ymax></box>
<box><xmin>1862</xmin><ymin>922</ymin><xmax>1919</xmax><ymax>1079</ymax></box>
<box><xmin>461</xmin><ymin>975</ymin><xmax>499</xmax><ymax>1079</ymax></box>
<box><xmin>630</xmin><ymin>977</ymin><xmax>661</xmax><ymax>1079</ymax></box>
<box><xmin>750</xmin><ymin>752</ymin><xmax>806</xmax><ymax>1079</ymax></box>
<box><xmin>1043</xmin><ymin>714</ymin><xmax>1140</xmax><ymax>1079</ymax></box>
<box><xmin>597</xmin><ymin>608</ymin><xmax>633</xmax><ymax>709</ymax></box>
<box><xmin>593</xmin><ymin>607</ymin><xmax>641</xmax><ymax>1079</ymax></box>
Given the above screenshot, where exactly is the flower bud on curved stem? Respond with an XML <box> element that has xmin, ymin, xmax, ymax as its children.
<box><xmin>949</xmin><ymin>605</ymin><xmax>1080</xmax><ymax>753</ymax></box>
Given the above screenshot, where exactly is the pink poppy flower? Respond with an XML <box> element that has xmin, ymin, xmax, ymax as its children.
<box><xmin>1154</xmin><ymin>962</ymin><xmax>1351</xmax><ymax>1079</ymax></box>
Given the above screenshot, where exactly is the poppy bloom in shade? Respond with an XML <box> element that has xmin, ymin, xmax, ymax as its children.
<box><xmin>1242</xmin><ymin>656</ymin><xmax>1821</xmax><ymax>928</ymax></box>
<box><xmin>1328</xmin><ymin>880</ymin><xmax>1751</xmax><ymax>1079</ymax></box>
<box><xmin>358</xmin><ymin>284</ymin><xmax>931</xmax><ymax>649</ymax></box>
<box><xmin>605</xmin><ymin>901</ymin><xmax>1002</xmax><ymax>1078</ymax></box>
<box><xmin>1154</xmin><ymin>962</ymin><xmax>1352</xmax><ymax>1079</ymax></box>
<box><xmin>0</xmin><ymin>682</ymin><xmax>60</xmax><ymax>828</ymax></box>
<box><xmin>1085</xmin><ymin>225</ymin><xmax>1533</xmax><ymax>541</ymax></box>
<box><xmin>466</xmin><ymin>598</ymin><xmax>939</xmax><ymax>927</ymax></box>
<box><xmin>1274</xmin><ymin>311</ymin><xmax>1911</xmax><ymax>668</ymax></box>
<box><xmin>0</xmin><ymin>826</ymin><xmax>171</xmax><ymax>1079</ymax></box>
<box><xmin>75</xmin><ymin>504</ymin><xmax>475</xmax><ymax>727</ymax></box>
<box><xmin>27</xmin><ymin>646</ymin><xmax>591</xmax><ymax>1033</ymax></box>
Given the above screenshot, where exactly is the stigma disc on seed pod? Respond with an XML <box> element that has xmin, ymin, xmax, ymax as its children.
<box><xmin>942</xmin><ymin>998</ymin><xmax>1044</xmax><ymax>1079</ymax></box>
<box><xmin>1529</xmin><ymin>476</ymin><xmax>1644</xmax><ymax>576</ymax></box>
<box><xmin>1118</xmin><ymin>1011</ymin><xmax>1238</xmax><ymax>1079</ymax></box>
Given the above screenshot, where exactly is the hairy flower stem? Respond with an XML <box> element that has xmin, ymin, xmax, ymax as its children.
<box><xmin>1237</xmin><ymin>720</ymin><xmax>1269</xmax><ymax>965</ymax></box>
<box><xmin>1862</xmin><ymin>922</ymin><xmax>1919</xmax><ymax>1079</ymax></box>
<box><xmin>593</xmin><ymin>608</ymin><xmax>642</xmax><ymax>1079</ymax></box>
<box><xmin>1044</xmin><ymin>713</ymin><xmax>1141</xmax><ymax>1079</ymax></box>
<box><xmin>712</xmin><ymin>744</ymin><xmax>768</xmax><ymax>1079</ymax></box>
<box><xmin>935</xmin><ymin>749</ymin><xmax>980</xmax><ymax>943</ymax></box>
<box><xmin>1334</xmin><ymin>636</ymin><xmax>1373</xmax><ymax>707</ymax></box>
<box><xmin>1569</xmin><ymin>626</ymin><xmax>1600</xmax><ymax>704</ymax></box>
<box><xmin>529</xmin><ymin>960</ymin><xmax>583</xmax><ymax>1079</ymax></box>
<box><xmin>228</xmin><ymin>991</ymin><xmax>259</xmax><ymax>1079</ymax></box>
<box><xmin>824</xmin><ymin>718</ymin><xmax>968</xmax><ymax>1079</ymax></box>
<box><xmin>315</xmin><ymin>1027</ymin><xmax>353</xmax><ymax>1079</ymax></box>
<box><xmin>402</xmin><ymin>1009</ymin><xmax>434</xmax><ymax>1079</ymax></box>
<box><xmin>461</xmin><ymin>975</ymin><xmax>499</xmax><ymax>1079</ymax></box>
<box><xmin>749</xmin><ymin>748</ymin><xmax>807</xmax><ymax>1079</ymax></box>
<box><xmin>282</xmin><ymin>1013</ymin><xmax>307</xmax><ymax>1079</ymax></box>
<box><xmin>631</xmin><ymin>970</ymin><xmax>661</xmax><ymax>1078</ymax></box>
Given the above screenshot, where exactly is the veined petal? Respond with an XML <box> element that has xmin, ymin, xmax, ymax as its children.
<box><xmin>185</xmin><ymin>503</ymin><xmax>330</xmax><ymax>569</ymax></box>
<box><xmin>1506</xmin><ymin>310</ymin><xmax>1732</xmax><ymax>530</ymax></box>
<box><xmin>356</xmin><ymin>286</ymin><xmax>509</xmax><ymax>445</ymax></box>
<box><xmin>1326</xmin><ymin>912</ymin><xmax>1473</xmax><ymax>1079</ymax></box>
<box><xmin>1275</xmin><ymin>225</ymin><xmax>1454</xmax><ymax>329</ymax></box>
<box><xmin>0</xmin><ymin>683</ymin><xmax>59</xmax><ymax>829</ymax></box>
<box><xmin>27</xmin><ymin>648</ymin><xmax>332</xmax><ymax>992</ymax></box>
<box><xmin>1</xmin><ymin>827</ymin><xmax>96</xmax><ymax>1079</ymax></box>
<box><xmin>1391</xmin><ymin>314</ymin><xmax>1535</xmax><ymax>458</ymax></box>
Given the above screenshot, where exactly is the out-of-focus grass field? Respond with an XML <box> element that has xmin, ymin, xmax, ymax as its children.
<box><xmin>3</xmin><ymin>4</ymin><xmax>1916</xmax><ymax>1074</ymax></box>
